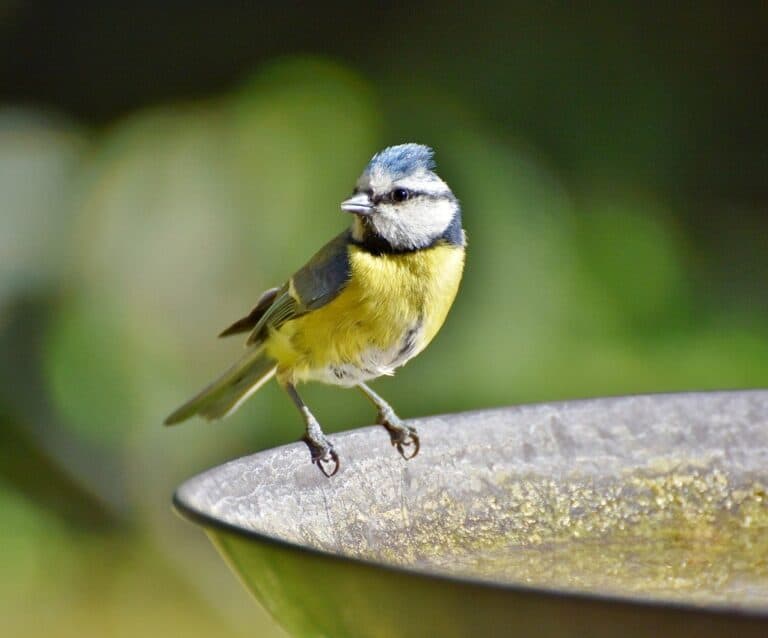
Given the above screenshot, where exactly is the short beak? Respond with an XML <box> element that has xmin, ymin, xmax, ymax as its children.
<box><xmin>340</xmin><ymin>192</ymin><xmax>374</xmax><ymax>215</ymax></box>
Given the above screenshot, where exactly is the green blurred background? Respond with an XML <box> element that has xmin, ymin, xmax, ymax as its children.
<box><xmin>1</xmin><ymin>3</ymin><xmax>767</xmax><ymax>637</ymax></box>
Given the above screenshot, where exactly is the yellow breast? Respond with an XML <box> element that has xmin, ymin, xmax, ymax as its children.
<box><xmin>266</xmin><ymin>242</ymin><xmax>465</xmax><ymax>383</ymax></box>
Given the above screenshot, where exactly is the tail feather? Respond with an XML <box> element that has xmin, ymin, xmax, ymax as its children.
<box><xmin>164</xmin><ymin>346</ymin><xmax>277</xmax><ymax>425</ymax></box>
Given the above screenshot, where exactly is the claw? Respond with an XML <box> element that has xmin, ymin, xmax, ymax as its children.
<box><xmin>303</xmin><ymin>435</ymin><xmax>340</xmax><ymax>477</ymax></box>
<box><xmin>316</xmin><ymin>448</ymin><xmax>340</xmax><ymax>477</ymax></box>
<box><xmin>385</xmin><ymin>422</ymin><xmax>420</xmax><ymax>461</ymax></box>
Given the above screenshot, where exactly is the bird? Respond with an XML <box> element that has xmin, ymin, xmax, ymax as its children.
<box><xmin>164</xmin><ymin>143</ymin><xmax>465</xmax><ymax>476</ymax></box>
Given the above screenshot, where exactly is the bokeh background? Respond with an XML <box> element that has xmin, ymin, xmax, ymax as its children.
<box><xmin>2</xmin><ymin>3</ymin><xmax>767</xmax><ymax>637</ymax></box>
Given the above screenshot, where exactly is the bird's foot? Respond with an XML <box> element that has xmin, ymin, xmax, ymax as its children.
<box><xmin>302</xmin><ymin>432</ymin><xmax>339</xmax><ymax>477</ymax></box>
<box><xmin>379</xmin><ymin>412</ymin><xmax>420</xmax><ymax>460</ymax></box>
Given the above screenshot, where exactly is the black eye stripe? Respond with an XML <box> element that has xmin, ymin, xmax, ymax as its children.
<box><xmin>370</xmin><ymin>189</ymin><xmax>455</xmax><ymax>204</ymax></box>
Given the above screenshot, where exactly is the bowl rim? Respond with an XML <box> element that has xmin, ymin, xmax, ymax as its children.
<box><xmin>173</xmin><ymin>389</ymin><xmax>768</xmax><ymax>623</ymax></box>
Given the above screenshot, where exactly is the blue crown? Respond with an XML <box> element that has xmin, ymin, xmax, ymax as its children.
<box><xmin>366</xmin><ymin>143</ymin><xmax>435</xmax><ymax>178</ymax></box>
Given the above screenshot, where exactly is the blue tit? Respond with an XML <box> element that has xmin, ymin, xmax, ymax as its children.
<box><xmin>165</xmin><ymin>143</ymin><xmax>465</xmax><ymax>476</ymax></box>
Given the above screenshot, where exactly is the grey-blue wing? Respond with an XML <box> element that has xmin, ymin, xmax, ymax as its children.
<box><xmin>291</xmin><ymin>230</ymin><xmax>352</xmax><ymax>311</ymax></box>
<box><xmin>245</xmin><ymin>230</ymin><xmax>352</xmax><ymax>345</ymax></box>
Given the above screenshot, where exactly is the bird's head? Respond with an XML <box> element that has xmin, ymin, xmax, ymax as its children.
<box><xmin>341</xmin><ymin>143</ymin><xmax>462</xmax><ymax>252</ymax></box>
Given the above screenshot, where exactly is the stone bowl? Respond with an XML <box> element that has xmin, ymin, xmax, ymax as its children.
<box><xmin>174</xmin><ymin>391</ymin><xmax>768</xmax><ymax>637</ymax></box>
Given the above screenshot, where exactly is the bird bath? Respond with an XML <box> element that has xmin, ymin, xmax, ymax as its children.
<box><xmin>174</xmin><ymin>391</ymin><xmax>768</xmax><ymax>637</ymax></box>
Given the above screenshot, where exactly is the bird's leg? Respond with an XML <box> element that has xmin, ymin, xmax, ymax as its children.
<box><xmin>283</xmin><ymin>382</ymin><xmax>339</xmax><ymax>477</ymax></box>
<box><xmin>357</xmin><ymin>383</ymin><xmax>420</xmax><ymax>460</ymax></box>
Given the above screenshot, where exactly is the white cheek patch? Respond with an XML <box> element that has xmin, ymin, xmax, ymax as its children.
<box><xmin>373</xmin><ymin>197</ymin><xmax>456</xmax><ymax>249</ymax></box>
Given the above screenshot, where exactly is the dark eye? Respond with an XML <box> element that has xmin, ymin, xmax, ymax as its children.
<box><xmin>391</xmin><ymin>188</ymin><xmax>410</xmax><ymax>202</ymax></box>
